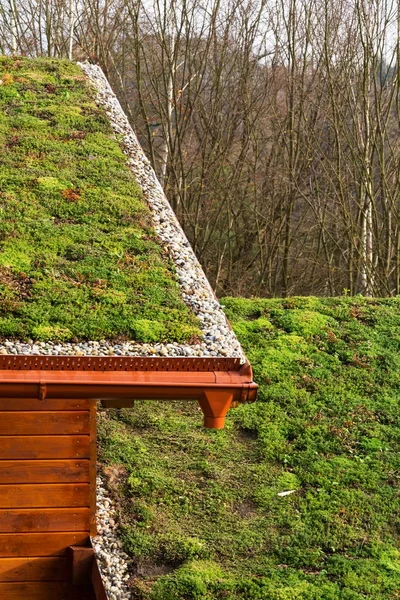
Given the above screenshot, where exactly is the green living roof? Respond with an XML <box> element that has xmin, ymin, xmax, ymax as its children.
<box><xmin>100</xmin><ymin>296</ymin><xmax>400</xmax><ymax>598</ymax></box>
<box><xmin>0</xmin><ymin>57</ymin><xmax>201</xmax><ymax>344</ymax></box>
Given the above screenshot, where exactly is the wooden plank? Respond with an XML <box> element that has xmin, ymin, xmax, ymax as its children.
<box><xmin>0</xmin><ymin>436</ymin><xmax>90</xmax><ymax>459</ymax></box>
<box><xmin>0</xmin><ymin>412</ymin><xmax>90</xmax><ymax>435</ymax></box>
<box><xmin>0</xmin><ymin>484</ymin><xmax>90</xmax><ymax>508</ymax></box>
<box><xmin>0</xmin><ymin>581</ymin><xmax>70</xmax><ymax>599</ymax></box>
<box><xmin>0</xmin><ymin>532</ymin><xmax>89</xmax><ymax>557</ymax></box>
<box><xmin>0</xmin><ymin>508</ymin><xmax>90</xmax><ymax>532</ymax></box>
<box><xmin>0</xmin><ymin>399</ymin><xmax>91</xmax><ymax>411</ymax></box>
<box><xmin>91</xmin><ymin>558</ymin><xmax>108</xmax><ymax>600</ymax></box>
<box><xmin>70</xmin><ymin>584</ymin><xmax>97</xmax><ymax>600</ymax></box>
<box><xmin>68</xmin><ymin>546</ymin><xmax>94</xmax><ymax>585</ymax></box>
<box><xmin>0</xmin><ymin>557</ymin><xmax>68</xmax><ymax>581</ymax></box>
<box><xmin>89</xmin><ymin>400</ymin><xmax>97</xmax><ymax>536</ymax></box>
<box><xmin>102</xmin><ymin>399</ymin><xmax>134</xmax><ymax>408</ymax></box>
<box><xmin>0</xmin><ymin>460</ymin><xmax>90</xmax><ymax>483</ymax></box>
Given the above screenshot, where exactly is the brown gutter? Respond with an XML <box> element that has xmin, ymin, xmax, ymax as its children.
<box><xmin>0</xmin><ymin>356</ymin><xmax>257</xmax><ymax>429</ymax></box>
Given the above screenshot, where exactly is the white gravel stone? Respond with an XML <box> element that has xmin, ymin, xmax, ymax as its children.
<box><xmin>0</xmin><ymin>62</ymin><xmax>246</xmax><ymax>363</ymax></box>
<box><xmin>92</xmin><ymin>475</ymin><xmax>132</xmax><ymax>599</ymax></box>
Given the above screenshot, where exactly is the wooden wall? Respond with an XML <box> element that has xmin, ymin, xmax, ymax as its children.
<box><xmin>0</xmin><ymin>397</ymin><xmax>96</xmax><ymax>599</ymax></box>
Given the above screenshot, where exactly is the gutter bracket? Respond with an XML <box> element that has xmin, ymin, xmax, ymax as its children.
<box><xmin>39</xmin><ymin>381</ymin><xmax>47</xmax><ymax>401</ymax></box>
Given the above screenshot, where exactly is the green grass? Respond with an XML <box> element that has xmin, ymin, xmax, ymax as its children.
<box><xmin>0</xmin><ymin>56</ymin><xmax>200</xmax><ymax>342</ymax></box>
<box><xmin>98</xmin><ymin>296</ymin><xmax>400</xmax><ymax>599</ymax></box>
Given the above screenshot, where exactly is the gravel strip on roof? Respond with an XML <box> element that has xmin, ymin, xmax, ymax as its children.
<box><xmin>0</xmin><ymin>61</ymin><xmax>245</xmax><ymax>361</ymax></box>
<box><xmin>93</xmin><ymin>474</ymin><xmax>132</xmax><ymax>600</ymax></box>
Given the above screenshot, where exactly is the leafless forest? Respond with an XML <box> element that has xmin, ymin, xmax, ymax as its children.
<box><xmin>1</xmin><ymin>0</ymin><xmax>400</xmax><ymax>297</ymax></box>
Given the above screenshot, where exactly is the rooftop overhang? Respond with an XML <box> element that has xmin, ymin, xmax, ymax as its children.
<box><xmin>0</xmin><ymin>356</ymin><xmax>258</xmax><ymax>429</ymax></box>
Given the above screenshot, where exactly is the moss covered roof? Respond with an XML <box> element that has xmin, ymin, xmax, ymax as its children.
<box><xmin>100</xmin><ymin>296</ymin><xmax>400</xmax><ymax>598</ymax></box>
<box><xmin>0</xmin><ymin>57</ymin><xmax>201</xmax><ymax>344</ymax></box>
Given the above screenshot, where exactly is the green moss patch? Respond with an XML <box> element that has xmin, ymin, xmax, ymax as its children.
<box><xmin>0</xmin><ymin>56</ymin><xmax>200</xmax><ymax>342</ymax></box>
<box><xmin>99</xmin><ymin>297</ymin><xmax>400</xmax><ymax>598</ymax></box>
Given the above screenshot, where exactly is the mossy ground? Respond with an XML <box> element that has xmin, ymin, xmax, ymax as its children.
<box><xmin>0</xmin><ymin>56</ymin><xmax>200</xmax><ymax>342</ymax></box>
<box><xmin>98</xmin><ymin>297</ymin><xmax>400</xmax><ymax>599</ymax></box>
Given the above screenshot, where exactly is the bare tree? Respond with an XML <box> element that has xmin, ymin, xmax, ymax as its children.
<box><xmin>2</xmin><ymin>0</ymin><xmax>400</xmax><ymax>297</ymax></box>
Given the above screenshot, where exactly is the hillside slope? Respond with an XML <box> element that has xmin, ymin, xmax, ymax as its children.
<box><xmin>99</xmin><ymin>297</ymin><xmax>400</xmax><ymax>599</ymax></box>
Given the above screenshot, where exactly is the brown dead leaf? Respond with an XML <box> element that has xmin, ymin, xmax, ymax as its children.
<box><xmin>61</xmin><ymin>188</ymin><xmax>81</xmax><ymax>202</ymax></box>
<box><xmin>1</xmin><ymin>73</ymin><xmax>14</xmax><ymax>86</ymax></box>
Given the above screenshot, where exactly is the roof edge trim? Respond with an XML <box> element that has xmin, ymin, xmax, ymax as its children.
<box><xmin>0</xmin><ymin>355</ymin><xmax>243</xmax><ymax>372</ymax></box>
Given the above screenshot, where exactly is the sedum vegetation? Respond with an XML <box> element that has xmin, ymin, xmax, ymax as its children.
<box><xmin>0</xmin><ymin>56</ymin><xmax>200</xmax><ymax>342</ymax></box>
<box><xmin>99</xmin><ymin>297</ymin><xmax>400</xmax><ymax>599</ymax></box>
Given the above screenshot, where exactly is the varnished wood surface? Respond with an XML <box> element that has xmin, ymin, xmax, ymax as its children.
<box><xmin>0</xmin><ymin>581</ymin><xmax>95</xmax><ymax>599</ymax></box>
<box><xmin>0</xmin><ymin>556</ymin><xmax>68</xmax><ymax>581</ymax></box>
<box><xmin>0</xmin><ymin>508</ymin><xmax>90</xmax><ymax>532</ymax></box>
<box><xmin>69</xmin><ymin>546</ymin><xmax>94</xmax><ymax>585</ymax></box>
<box><xmin>0</xmin><ymin>581</ymin><xmax>71</xmax><ymax>599</ymax></box>
<box><xmin>0</xmin><ymin>397</ymin><xmax>97</xmax><ymax>592</ymax></box>
<box><xmin>0</xmin><ymin>532</ymin><xmax>89</xmax><ymax>557</ymax></box>
<box><xmin>89</xmin><ymin>401</ymin><xmax>97</xmax><ymax>536</ymax></box>
<box><xmin>0</xmin><ymin>399</ymin><xmax>91</xmax><ymax>411</ymax></box>
<box><xmin>0</xmin><ymin>484</ymin><xmax>90</xmax><ymax>508</ymax></box>
<box><xmin>0</xmin><ymin>460</ymin><xmax>89</xmax><ymax>483</ymax></box>
<box><xmin>0</xmin><ymin>436</ymin><xmax>90</xmax><ymax>459</ymax></box>
<box><xmin>0</xmin><ymin>412</ymin><xmax>90</xmax><ymax>435</ymax></box>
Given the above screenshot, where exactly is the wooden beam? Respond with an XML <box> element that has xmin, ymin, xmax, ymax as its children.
<box><xmin>68</xmin><ymin>546</ymin><xmax>94</xmax><ymax>586</ymax></box>
<box><xmin>91</xmin><ymin>558</ymin><xmax>108</xmax><ymax>600</ymax></box>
